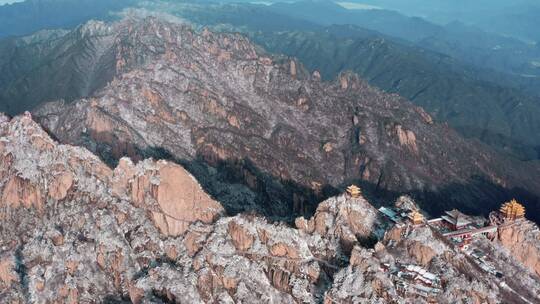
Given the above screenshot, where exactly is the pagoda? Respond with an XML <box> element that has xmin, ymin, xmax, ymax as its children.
<box><xmin>346</xmin><ymin>185</ymin><xmax>361</xmax><ymax>198</ymax></box>
<box><xmin>500</xmin><ymin>199</ymin><xmax>525</xmax><ymax>221</ymax></box>
<box><xmin>407</xmin><ymin>210</ymin><xmax>424</xmax><ymax>225</ymax></box>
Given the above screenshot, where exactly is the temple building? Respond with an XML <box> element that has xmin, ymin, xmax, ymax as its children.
<box><xmin>346</xmin><ymin>185</ymin><xmax>361</xmax><ymax>198</ymax></box>
<box><xmin>408</xmin><ymin>210</ymin><xmax>424</xmax><ymax>225</ymax></box>
<box><xmin>441</xmin><ymin>209</ymin><xmax>471</xmax><ymax>231</ymax></box>
<box><xmin>500</xmin><ymin>199</ymin><xmax>525</xmax><ymax>221</ymax></box>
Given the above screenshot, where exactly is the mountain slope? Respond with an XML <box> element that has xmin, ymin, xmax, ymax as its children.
<box><xmin>154</xmin><ymin>1</ymin><xmax>540</xmax><ymax>160</ymax></box>
<box><xmin>252</xmin><ymin>1</ymin><xmax>540</xmax><ymax>84</ymax></box>
<box><xmin>267</xmin><ymin>0</ymin><xmax>442</xmax><ymax>42</ymax></box>
<box><xmin>32</xmin><ymin>18</ymin><xmax>540</xmax><ymax>223</ymax></box>
<box><xmin>248</xmin><ymin>26</ymin><xmax>540</xmax><ymax>160</ymax></box>
<box><xmin>478</xmin><ymin>4</ymin><xmax>540</xmax><ymax>42</ymax></box>
<box><xmin>2</xmin><ymin>113</ymin><xmax>539</xmax><ymax>303</ymax></box>
<box><xmin>418</xmin><ymin>21</ymin><xmax>540</xmax><ymax>82</ymax></box>
<box><xmin>0</xmin><ymin>20</ymin><xmax>124</xmax><ymax>115</ymax></box>
<box><xmin>3</xmin><ymin>1</ymin><xmax>540</xmax><ymax>161</ymax></box>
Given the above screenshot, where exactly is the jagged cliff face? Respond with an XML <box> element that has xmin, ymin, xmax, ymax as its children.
<box><xmin>1</xmin><ymin>114</ymin><xmax>539</xmax><ymax>303</ymax></box>
<box><xmin>33</xmin><ymin>18</ymin><xmax>540</xmax><ymax>222</ymax></box>
<box><xmin>497</xmin><ymin>220</ymin><xmax>540</xmax><ymax>277</ymax></box>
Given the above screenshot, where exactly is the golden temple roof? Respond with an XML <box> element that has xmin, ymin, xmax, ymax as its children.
<box><xmin>408</xmin><ymin>210</ymin><xmax>424</xmax><ymax>224</ymax></box>
<box><xmin>346</xmin><ymin>185</ymin><xmax>361</xmax><ymax>198</ymax></box>
<box><xmin>500</xmin><ymin>199</ymin><xmax>525</xmax><ymax>219</ymax></box>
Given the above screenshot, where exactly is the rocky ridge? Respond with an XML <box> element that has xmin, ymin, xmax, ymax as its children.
<box><xmin>32</xmin><ymin>18</ymin><xmax>540</xmax><ymax>224</ymax></box>
<box><xmin>497</xmin><ymin>219</ymin><xmax>540</xmax><ymax>277</ymax></box>
<box><xmin>0</xmin><ymin>113</ymin><xmax>539</xmax><ymax>303</ymax></box>
<box><xmin>0</xmin><ymin>19</ymin><xmax>140</xmax><ymax>116</ymax></box>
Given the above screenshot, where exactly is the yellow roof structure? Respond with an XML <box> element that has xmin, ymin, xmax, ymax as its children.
<box><xmin>500</xmin><ymin>199</ymin><xmax>525</xmax><ymax>220</ymax></box>
<box><xmin>346</xmin><ymin>185</ymin><xmax>361</xmax><ymax>198</ymax></box>
<box><xmin>408</xmin><ymin>210</ymin><xmax>424</xmax><ymax>224</ymax></box>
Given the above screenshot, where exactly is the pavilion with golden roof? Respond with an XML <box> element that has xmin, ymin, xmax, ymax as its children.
<box><xmin>499</xmin><ymin>199</ymin><xmax>525</xmax><ymax>221</ymax></box>
<box><xmin>407</xmin><ymin>210</ymin><xmax>424</xmax><ymax>225</ymax></box>
<box><xmin>346</xmin><ymin>185</ymin><xmax>361</xmax><ymax>198</ymax></box>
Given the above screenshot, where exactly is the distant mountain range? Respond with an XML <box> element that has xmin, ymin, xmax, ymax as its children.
<box><xmin>353</xmin><ymin>0</ymin><xmax>540</xmax><ymax>42</ymax></box>
<box><xmin>0</xmin><ymin>0</ymin><xmax>135</xmax><ymax>38</ymax></box>
<box><xmin>2</xmin><ymin>0</ymin><xmax>540</xmax><ymax>162</ymax></box>
<box><xmin>261</xmin><ymin>1</ymin><xmax>540</xmax><ymax>83</ymax></box>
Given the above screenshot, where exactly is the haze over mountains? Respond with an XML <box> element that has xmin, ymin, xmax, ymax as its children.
<box><xmin>261</xmin><ymin>0</ymin><xmax>540</xmax><ymax>82</ymax></box>
<box><xmin>356</xmin><ymin>0</ymin><xmax>540</xmax><ymax>42</ymax></box>
<box><xmin>0</xmin><ymin>0</ymin><xmax>136</xmax><ymax>38</ymax></box>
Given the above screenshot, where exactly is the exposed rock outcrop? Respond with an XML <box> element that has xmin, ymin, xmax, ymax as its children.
<box><xmin>48</xmin><ymin>172</ymin><xmax>74</xmax><ymax>200</ymax></box>
<box><xmin>0</xmin><ymin>255</ymin><xmax>17</xmax><ymax>287</ymax></box>
<box><xmin>497</xmin><ymin>220</ymin><xmax>540</xmax><ymax>277</ymax></box>
<box><xmin>395</xmin><ymin>124</ymin><xmax>419</xmax><ymax>154</ymax></box>
<box><xmin>32</xmin><ymin>18</ymin><xmax>540</xmax><ymax>224</ymax></box>
<box><xmin>1</xmin><ymin>18</ymin><xmax>540</xmax><ymax>304</ymax></box>
<box><xmin>1</xmin><ymin>176</ymin><xmax>43</xmax><ymax>210</ymax></box>
<box><xmin>112</xmin><ymin>158</ymin><xmax>224</xmax><ymax>236</ymax></box>
<box><xmin>0</xmin><ymin>114</ymin><xmax>335</xmax><ymax>303</ymax></box>
<box><xmin>0</xmin><ymin>114</ymin><xmax>539</xmax><ymax>303</ymax></box>
<box><xmin>296</xmin><ymin>193</ymin><xmax>387</xmax><ymax>254</ymax></box>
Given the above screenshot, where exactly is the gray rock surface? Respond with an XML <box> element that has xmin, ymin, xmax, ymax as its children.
<box><xmin>0</xmin><ymin>113</ymin><xmax>539</xmax><ymax>303</ymax></box>
<box><xmin>32</xmin><ymin>18</ymin><xmax>540</xmax><ymax>223</ymax></box>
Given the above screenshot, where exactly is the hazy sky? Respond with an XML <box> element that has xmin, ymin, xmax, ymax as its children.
<box><xmin>0</xmin><ymin>0</ymin><xmax>23</xmax><ymax>4</ymax></box>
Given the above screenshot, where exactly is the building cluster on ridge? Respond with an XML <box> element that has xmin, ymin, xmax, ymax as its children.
<box><xmin>344</xmin><ymin>183</ymin><xmax>527</xmax><ymax>250</ymax></box>
<box><xmin>344</xmin><ymin>185</ymin><xmax>531</xmax><ymax>301</ymax></box>
<box><xmin>375</xmin><ymin>193</ymin><xmax>527</xmax><ymax>250</ymax></box>
<box><xmin>343</xmin><ymin>183</ymin><xmax>528</xmax><ymax>300</ymax></box>
<box><xmin>347</xmin><ymin>186</ymin><xmax>444</xmax><ymax>301</ymax></box>
<box><xmin>383</xmin><ymin>262</ymin><xmax>442</xmax><ymax>301</ymax></box>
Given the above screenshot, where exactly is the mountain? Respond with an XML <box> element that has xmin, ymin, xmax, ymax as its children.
<box><xmin>0</xmin><ymin>0</ymin><xmax>135</xmax><ymax>39</ymax></box>
<box><xmin>0</xmin><ymin>20</ymin><xmax>120</xmax><ymax>115</ymax></box>
<box><xmin>29</xmin><ymin>18</ymin><xmax>540</xmax><ymax>225</ymax></box>
<box><xmin>151</xmin><ymin>1</ymin><xmax>540</xmax><ymax>160</ymax></box>
<box><xmin>359</xmin><ymin>0</ymin><xmax>540</xmax><ymax>42</ymax></box>
<box><xmin>177</xmin><ymin>2</ymin><xmax>322</xmax><ymax>32</ymax></box>
<box><xmin>417</xmin><ymin>21</ymin><xmax>540</xmax><ymax>82</ymax></box>
<box><xmin>478</xmin><ymin>4</ymin><xmax>540</xmax><ymax>43</ymax></box>
<box><xmin>1</xmin><ymin>112</ymin><xmax>539</xmax><ymax>303</ymax></box>
<box><xmin>3</xmin><ymin>1</ymin><xmax>540</xmax><ymax>161</ymax></box>
<box><xmin>2</xmin><ymin>0</ymin><xmax>538</xmax><ymax>82</ymax></box>
<box><xmin>267</xmin><ymin>0</ymin><xmax>442</xmax><ymax>42</ymax></box>
<box><xmin>0</xmin><ymin>1</ymin><xmax>319</xmax><ymax>116</ymax></box>
<box><xmin>265</xmin><ymin>1</ymin><xmax>540</xmax><ymax>80</ymax></box>
<box><xmin>247</xmin><ymin>26</ymin><xmax>540</xmax><ymax>160</ymax></box>
<box><xmin>1</xmin><ymin>5</ymin><xmax>540</xmax><ymax>304</ymax></box>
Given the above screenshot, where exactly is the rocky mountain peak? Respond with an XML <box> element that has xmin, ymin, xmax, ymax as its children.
<box><xmin>32</xmin><ymin>17</ymin><xmax>540</xmax><ymax>224</ymax></box>
<box><xmin>0</xmin><ymin>112</ymin><xmax>223</xmax><ymax>232</ymax></box>
<box><xmin>0</xmin><ymin>112</ymin><xmax>539</xmax><ymax>303</ymax></box>
<box><xmin>76</xmin><ymin>19</ymin><xmax>112</xmax><ymax>37</ymax></box>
